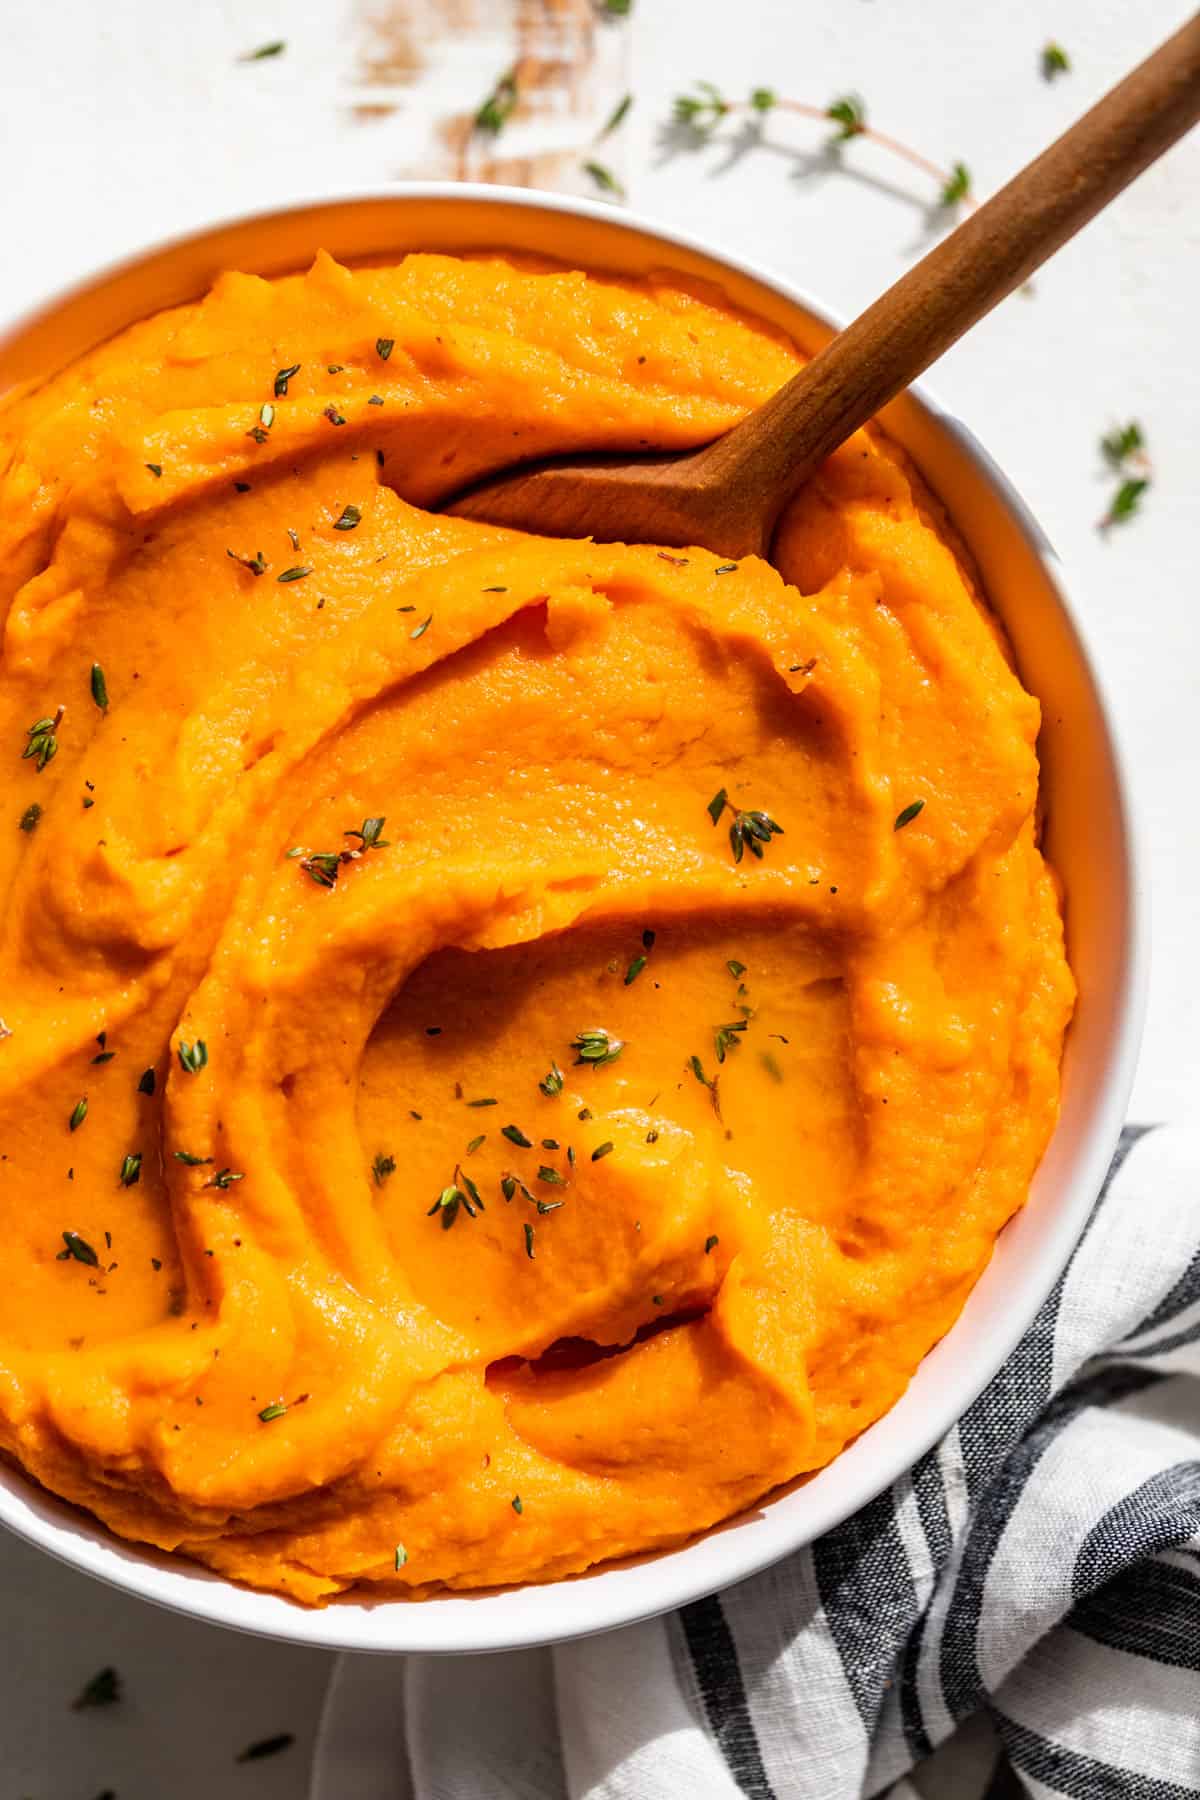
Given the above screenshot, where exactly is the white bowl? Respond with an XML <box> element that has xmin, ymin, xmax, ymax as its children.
<box><xmin>0</xmin><ymin>186</ymin><xmax>1146</xmax><ymax>1654</ymax></box>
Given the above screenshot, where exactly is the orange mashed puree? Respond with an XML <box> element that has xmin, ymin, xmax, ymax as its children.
<box><xmin>0</xmin><ymin>252</ymin><xmax>1074</xmax><ymax>1603</ymax></box>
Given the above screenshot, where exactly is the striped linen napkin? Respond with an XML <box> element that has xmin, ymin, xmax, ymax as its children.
<box><xmin>311</xmin><ymin>1124</ymin><xmax>1200</xmax><ymax>1799</ymax></box>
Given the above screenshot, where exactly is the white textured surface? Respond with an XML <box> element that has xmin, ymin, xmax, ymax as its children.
<box><xmin>0</xmin><ymin>1</ymin><xmax>1196</xmax><ymax>1794</ymax></box>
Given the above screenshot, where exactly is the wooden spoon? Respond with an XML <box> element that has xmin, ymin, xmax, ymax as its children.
<box><xmin>444</xmin><ymin>15</ymin><xmax>1200</xmax><ymax>558</ymax></box>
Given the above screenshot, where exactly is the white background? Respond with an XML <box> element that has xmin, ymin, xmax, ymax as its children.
<box><xmin>0</xmin><ymin>1</ymin><xmax>1197</xmax><ymax>1793</ymax></box>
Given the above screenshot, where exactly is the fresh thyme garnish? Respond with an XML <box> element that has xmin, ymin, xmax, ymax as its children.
<box><xmin>146</xmin><ymin>463</ymin><xmax>163</xmax><ymax>478</ymax></box>
<box><xmin>227</xmin><ymin>547</ymin><xmax>267</xmax><ymax>576</ymax></box>
<box><xmin>274</xmin><ymin>363</ymin><xmax>301</xmax><ymax>396</ymax></box>
<box><xmin>258</xmin><ymin>1400</ymin><xmax>287</xmax><ymax>1422</ymax></box>
<box><xmin>333</xmin><ymin>504</ymin><xmax>362</xmax><ymax>531</ymax></box>
<box><xmin>119</xmin><ymin>1153</ymin><xmax>142</xmax><ymax>1186</ymax></box>
<box><xmin>467</xmin><ymin>1096</ymin><xmax>498</xmax><ymax>1108</ymax></box>
<box><xmin>137</xmin><ymin>1068</ymin><xmax>156</xmax><ymax>1095</ymax></box>
<box><xmin>714</xmin><ymin>1020</ymin><xmax>747</xmax><ymax>1063</ymax></box>
<box><xmin>591</xmin><ymin>1141</ymin><xmax>615</xmax><ymax>1161</ymax></box>
<box><xmin>760</xmin><ymin>1049</ymin><xmax>784</xmax><ymax>1082</ymax></box>
<box><xmin>707</xmin><ymin>789</ymin><xmax>784</xmax><ymax>863</ymax></box>
<box><xmin>502</xmin><ymin>1124</ymin><xmax>533</xmax><ymax>1148</ymax></box>
<box><xmin>537</xmin><ymin>1165</ymin><xmax>566</xmax><ymax>1185</ymax></box>
<box><xmin>511</xmin><ymin>1493</ymin><xmax>524</xmax><ymax>1513</ymax></box>
<box><xmin>58</xmin><ymin>1230</ymin><xmax>99</xmax><ymax>1266</ymax></box>
<box><xmin>727</xmin><ymin>959</ymin><xmax>746</xmax><ymax>978</ymax></box>
<box><xmin>394</xmin><ymin>1543</ymin><xmax>408</xmax><ymax>1569</ymax></box>
<box><xmin>523</xmin><ymin>1221</ymin><xmax>535</xmax><ymax>1259</ymax></box>
<box><xmin>1099</xmin><ymin>422</ymin><xmax>1151</xmax><ymax>529</ymax></box>
<box><xmin>584</xmin><ymin>160</ymin><xmax>626</xmax><ymax>200</ymax></box>
<box><xmin>174</xmin><ymin>1151</ymin><xmax>212</xmax><ymax>1166</ymax></box>
<box><xmin>674</xmin><ymin>84</ymin><xmax>975</xmax><ymax>215</ymax></box>
<box><xmin>344</xmin><ymin>816</ymin><xmax>389</xmax><ymax>853</ymax></box>
<box><xmin>241</xmin><ymin>40</ymin><xmax>285</xmax><ymax>60</ymax></box>
<box><xmin>23</xmin><ymin>707</ymin><xmax>63</xmax><ymax>773</ymax></box>
<box><xmin>894</xmin><ymin>799</ymin><xmax>925</xmax><ymax>831</ymax></box>
<box><xmin>578</xmin><ymin>1106</ymin><xmax>593</xmax><ymax>1121</ymax></box>
<box><xmin>658</xmin><ymin>551</ymin><xmax>688</xmax><ymax>565</ymax></box>
<box><xmin>940</xmin><ymin>162</ymin><xmax>972</xmax><ymax>207</ymax></box>
<box><xmin>705</xmin><ymin>1234</ymin><xmax>719</xmax><ymax>1253</ymax></box>
<box><xmin>714</xmin><ymin>562</ymin><xmax>738</xmax><ymax>574</ymax></box>
<box><xmin>327</xmin><ymin>365</ymin><xmax>345</xmax><ymax>375</ymax></box>
<box><xmin>237</xmin><ymin>1734</ymin><xmax>295</xmax><ymax>1764</ymax></box>
<box><xmin>1105</xmin><ymin>479</ymin><xmax>1149</xmax><ymax>527</ymax></box>
<box><xmin>205</xmin><ymin>1168</ymin><xmax>244</xmax><ymax>1189</ymax></box>
<box><xmin>624</xmin><ymin>953</ymin><xmax>647</xmax><ymax>985</ymax></box>
<box><xmin>72</xmin><ymin>1667</ymin><xmax>121</xmax><ymax>1709</ymax></box>
<box><xmin>571</xmin><ymin>1028</ymin><xmax>624</xmax><ymax>1067</ymax></box>
<box><xmin>372</xmin><ymin>1152</ymin><xmax>396</xmax><ymax>1186</ymax></box>
<box><xmin>501</xmin><ymin>1175</ymin><xmax>517</xmax><ymax>1202</ymax></box>
<box><xmin>286</xmin><ymin>528</ymin><xmax>300</xmax><ymax>552</ymax></box>
<box><xmin>466</xmin><ymin>1135</ymin><xmax>485</xmax><ymax>1155</ymax></box>
<box><xmin>323</xmin><ymin>405</ymin><xmax>347</xmax><ymax>427</ymax></box>
<box><xmin>428</xmin><ymin>1183</ymin><xmax>471</xmax><ymax>1229</ymax></box>
<box><xmin>276</xmin><ymin>565</ymin><xmax>311</xmax><ymax>583</ymax></box>
<box><xmin>19</xmin><ymin>803</ymin><xmax>41</xmax><ymax>833</ymax></box>
<box><xmin>674</xmin><ymin>79</ymin><xmax>730</xmax><ymax>129</ymax></box>
<box><xmin>1042</xmin><ymin>42</ymin><xmax>1070</xmax><ymax>79</ymax></box>
<box><xmin>539</xmin><ymin>1063</ymin><xmax>565</xmax><ymax>1096</ymax></box>
<box><xmin>68</xmin><ymin>1097</ymin><xmax>88</xmax><ymax>1132</ymax></box>
<box><xmin>410</xmin><ymin>614</ymin><xmax>432</xmax><ymax>639</ymax></box>
<box><xmin>289</xmin><ymin>817</ymin><xmax>389</xmax><ymax>888</ymax></box>
<box><xmin>689</xmin><ymin>1054</ymin><xmax>713</xmax><ymax>1089</ymax></box>
<box><xmin>90</xmin><ymin>664</ymin><xmax>109</xmax><ymax>711</ymax></box>
<box><xmin>178</xmin><ymin>1039</ymin><xmax>208</xmax><ymax>1074</ymax></box>
<box><xmin>376</xmin><ymin>337</ymin><xmax>395</xmax><ymax>361</ymax></box>
<box><xmin>826</xmin><ymin>94</ymin><xmax>866</xmax><ymax>140</ymax></box>
<box><xmin>475</xmin><ymin>67</ymin><xmax>519</xmax><ymax>135</ymax></box>
<box><xmin>602</xmin><ymin>92</ymin><xmax>633</xmax><ymax>137</ymax></box>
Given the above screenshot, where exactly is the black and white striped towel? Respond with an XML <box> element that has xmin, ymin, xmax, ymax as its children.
<box><xmin>312</xmin><ymin>1124</ymin><xmax>1200</xmax><ymax>1800</ymax></box>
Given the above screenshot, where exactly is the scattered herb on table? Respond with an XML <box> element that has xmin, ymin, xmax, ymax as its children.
<box><xmin>236</xmin><ymin>1732</ymin><xmax>296</xmax><ymax>1763</ymax></box>
<box><xmin>1042</xmin><ymin>42</ymin><xmax>1070</xmax><ymax>79</ymax></box>
<box><xmin>584</xmin><ymin>160</ymin><xmax>625</xmax><ymax>200</ymax></box>
<box><xmin>1099</xmin><ymin>421</ymin><xmax>1152</xmax><ymax>530</ymax></box>
<box><xmin>601</xmin><ymin>92</ymin><xmax>633</xmax><ymax>137</ymax></box>
<box><xmin>72</xmin><ymin>1666</ymin><xmax>122</xmax><ymax>1710</ymax></box>
<box><xmin>240</xmin><ymin>41</ymin><xmax>285</xmax><ymax>61</ymax></box>
<box><xmin>475</xmin><ymin>68</ymin><xmax>519</xmax><ymax>135</ymax></box>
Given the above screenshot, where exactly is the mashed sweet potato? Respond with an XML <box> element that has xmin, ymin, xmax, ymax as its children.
<box><xmin>0</xmin><ymin>251</ymin><xmax>1073</xmax><ymax>1602</ymax></box>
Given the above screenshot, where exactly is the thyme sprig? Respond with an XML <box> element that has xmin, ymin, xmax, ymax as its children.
<box><xmin>287</xmin><ymin>816</ymin><xmax>390</xmax><ymax>887</ymax></box>
<box><xmin>707</xmin><ymin>788</ymin><xmax>785</xmax><ymax>864</ymax></box>
<box><xmin>1099</xmin><ymin>422</ymin><xmax>1152</xmax><ymax>530</ymax></box>
<box><xmin>22</xmin><ymin>707</ymin><xmax>64</xmax><ymax>773</ymax></box>
<box><xmin>571</xmin><ymin>1028</ymin><xmax>624</xmax><ymax>1067</ymax></box>
<box><xmin>672</xmin><ymin>84</ymin><xmax>974</xmax><ymax>214</ymax></box>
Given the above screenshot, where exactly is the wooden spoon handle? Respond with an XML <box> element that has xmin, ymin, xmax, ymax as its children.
<box><xmin>703</xmin><ymin>13</ymin><xmax>1200</xmax><ymax>515</ymax></box>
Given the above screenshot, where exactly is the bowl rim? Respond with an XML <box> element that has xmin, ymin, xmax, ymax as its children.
<box><xmin>0</xmin><ymin>181</ymin><xmax>1148</xmax><ymax>1655</ymax></box>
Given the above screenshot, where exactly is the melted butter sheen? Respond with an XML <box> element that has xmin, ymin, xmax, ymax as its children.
<box><xmin>0</xmin><ymin>252</ymin><xmax>1074</xmax><ymax>1603</ymax></box>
